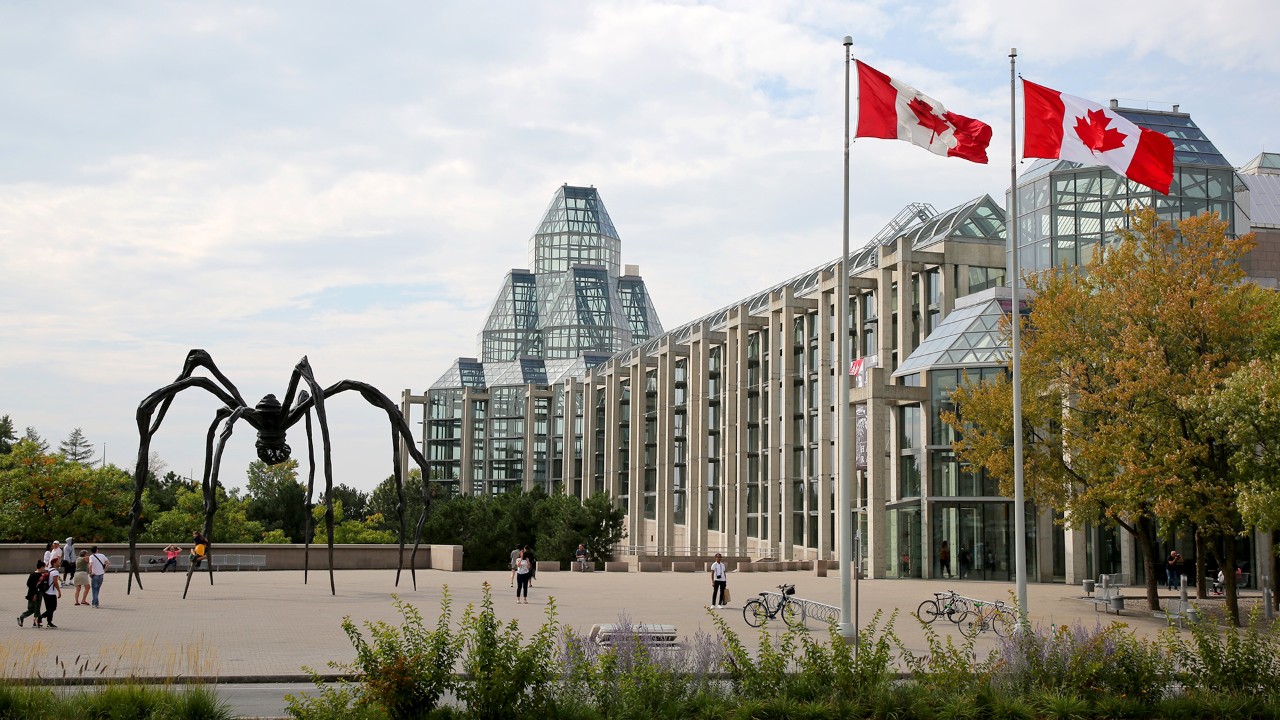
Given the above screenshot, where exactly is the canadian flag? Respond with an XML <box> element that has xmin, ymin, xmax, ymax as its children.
<box><xmin>1022</xmin><ymin>79</ymin><xmax>1175</xmax><ymax>195</ymax></box>
<box><xmin>855</xmin><ymin>61</ymin><xmax>992</xmax><ymax>164</ymax></box>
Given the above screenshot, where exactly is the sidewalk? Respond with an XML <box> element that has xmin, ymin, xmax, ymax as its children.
<box><xmin>0</xmin><ymin>568</ymin><xmax>1201</xmax><ymax>681</ymax></box>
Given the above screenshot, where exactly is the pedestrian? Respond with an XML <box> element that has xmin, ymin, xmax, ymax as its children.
<box><xmin>515</xmin><ymin>549</ymin><xmax>532</xmax><ymax>604</ymax></box>
<box><xmin>526</xmin><ymin>545</ymin><xmax>538</xmax><ymax>586</ymax></box>
<box><xmin>41</xmin><ymin>541</ymin><xmax>53</xmax><ymax>567</ymax></box>
<box><xmin>1166</xmin><ymin>550</ymin><xmax>1178</xmax><ymax>590</ymax></box>
<box><xmin>48</xmin><ymin>541</ymin><xmax>63</xmax><ymax>578</ymax></box>
<box><xmin>88</xmin><ymin>545</ymin><xmax>110</xmax><ymax>608</ymax></box>
<box><xmin>62</xmin><ymin>537</ymin><xmax>77</xmax><ymax>583</ymax></box>
<box><xmin>73</xmin><ymin>550</ymin><xmax>91</xmax><ymax>605</ymax></box>
<box><xmin>939</xmin><ymin>540</ymin><xmax>952</xmax><ymax>579</ymax></box>
<box><xmin>39</xmin><ymin>559</ymin><xmax>62</xmax><ymax>628</ymax></box>
<box><xmin>17</xmin><ymin>559</ymin><xmax>47</xmax><ymax>628</ymax></box>
<box><xmin>710</xmin><ymin>553</ymin><xmax>728</xmax><ymax>608</ymax></box>
<box><xmin>959</xmin><ymin>546</ymin><xmax>972</xmax><ymax>578</ymax></box>
<box><xmin>510</xmin><ymin>545</ymin><xmax>522</xmax><ymax>587</ymax></box>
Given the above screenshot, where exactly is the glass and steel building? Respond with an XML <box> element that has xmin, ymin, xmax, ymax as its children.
<box><xmin>414</xmin><ymin>185</ymin><xmax>662</xmax><ymax>497</ymax></box>
<box><xmin>410</xmin><ymin>106</ymin><xmax>1280</xmax><ymax>582</ymax></box>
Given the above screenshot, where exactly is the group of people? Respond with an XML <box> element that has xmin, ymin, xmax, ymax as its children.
<box><xmin>18</xmin><ymin>538</ymin><xmax>112</xmax><ymax>629</ymax></box>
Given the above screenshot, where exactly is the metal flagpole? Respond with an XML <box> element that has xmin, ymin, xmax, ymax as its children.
<box><xmin>838</xmin><ymin>35</ymin><xmax>855</xmax><ymax>639</ymax></box>
<box><xmin>1009</xmin><ymin>47</ymin><xmax>1029</xmax><ymax>623</ymax></box>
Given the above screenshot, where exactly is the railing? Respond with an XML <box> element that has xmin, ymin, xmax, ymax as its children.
<box><xmin>761</xmin><ymin>590</ymin><xmax>840</xmax><ymax>625</ymax></box>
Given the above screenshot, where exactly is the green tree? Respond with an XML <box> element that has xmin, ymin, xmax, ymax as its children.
<box><xmin>311</xmin><ymin>500</ymin><xmax>397</xmax><ymax>544</ymax></box>
<box><xmin>244</xmin><ymin>459</ymin><xmax>308</xmax><ymax>543</ymax></box>
<box><xmin>58</xmin><ymin>427</ymin><xmax>96</xmax><ymax>465</ymax></box>
<box><xmin>0</xmin><ymin>440</ymin><xmax>132</xmax><ymax>542</ymax></box>
<box><xmin>23</xmin><ymin>427</ymin><xmax>48</xmax><ymax>453</ymax></box>
<box><xmin>141</xmin><ymin>485</ymin><xmax>266</xmax><ymax>543</ymax></box>
<box><xmin>0</xmin><ymin>414</ymin><xmax>16</xmax><ymax>454</ymax></box>
<box><xmin>368</xmin><ymin>469</ymin><xmax>426</xmax><ymax>535</ymax></box>
<box><xmin>320</xmin><ymin>483</ymin><xmax>370</xmax><ymax>521</ymax></box>
<box><xmin>947</xmin><ymin>210</ymin><xmax>1267</xmax><ymax>624</ymax></box>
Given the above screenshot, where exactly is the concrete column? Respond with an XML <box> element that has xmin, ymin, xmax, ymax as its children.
<box><xmin>865</xmin><ymin>370</ymin><xmax>891</xmax><ymax>579</ymax></box>
<box><xmin>687</xmin><ymin>329</ymin><xmax>709</xmax><ymax>555</ymax></box>
<box><xmin>655</xmin><ymin>343</ymin><xmax>677</xmax><ymax>553</ymax></box>
<box><xmin>816</xmin><ymin>276</ymin><xmax>836</xmax><ymax>561</ymax></box>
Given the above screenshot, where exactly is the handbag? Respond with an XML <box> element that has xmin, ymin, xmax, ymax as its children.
<box><xmin>722</xmin><ymin>586</ymin><xmax>731</xmax><ymax>603</ymax></box>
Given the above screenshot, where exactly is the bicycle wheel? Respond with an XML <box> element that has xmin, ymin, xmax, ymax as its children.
<box><xmin>915</xmin><ymin>599</ymin><xmax>940</xmax><ymax>624</ymax></box>
<box><xmin>944</xmin><ymin>601</ymin><xmax>970</xmax><ymax>626</ymax></box>
<box><xmin>743</xmin><ymin>599</ymin><xmax>767</xmax><ymax>628</ymax></box>
<box><xmin>962</xmin><ymin>614</ymin><xmax>984</xmax><ymax>638</ymax></box>
<box><xmin>990</xmin><ymin>611</ymin><xmax>1014</xmax><ymax>637</ymax></box>
<box><xmin>782</xmin><ymin>601</ymin><xmax>805</xmax><ymax>628</ymax></box>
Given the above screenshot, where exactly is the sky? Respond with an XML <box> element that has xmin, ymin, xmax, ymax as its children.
<box><xmin>3</xmin><ymin>1</ymin><xmax>1279</xmax><ymax>496</ymax></box>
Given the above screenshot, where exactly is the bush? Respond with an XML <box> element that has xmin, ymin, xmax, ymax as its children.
<box><xmin>456</xmin><ymin>582</ymin><xmax>559</xmax><ymax>718</ymax></box>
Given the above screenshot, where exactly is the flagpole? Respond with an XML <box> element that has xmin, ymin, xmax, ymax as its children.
<box><xmin>1009</xmin><ymin>47</ymin><xmax>1029</xmax><ymax>624</ymax></box>
<box><xmin>838</xmin><ymin>35</ymin><xmax>855</xmax><ymax>641</ymax></box>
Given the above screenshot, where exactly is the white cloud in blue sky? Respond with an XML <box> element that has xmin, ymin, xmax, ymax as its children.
<box><xmin>3</xmin><ymin>0</ymin><xmax>1278</xmax><ymax>494</ymax></box>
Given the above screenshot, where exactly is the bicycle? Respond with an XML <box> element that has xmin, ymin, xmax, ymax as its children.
<box><xmin>962</xmin><ymin>599</ymin><xmax>1015</xmax><ymax>637</ymax></box>
<box><xmin>916</xmin><ymin>590</ymin><xmax>971</xmax><ymax>626</ymax></box>
<box><xmin>743</xmin><ymin>584</ymin><xmax>806</xmax><ymax>628</ymax></box>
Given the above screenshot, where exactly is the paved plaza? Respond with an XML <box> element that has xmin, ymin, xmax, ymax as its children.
<box><xmin>2</xmin><ymin>565</ymin><xmax>1210</xmax><ymax>683</ymax></box>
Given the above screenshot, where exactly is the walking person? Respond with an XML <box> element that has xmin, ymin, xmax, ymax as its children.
<box><xmin>515</xmin><ymin>549</ymin><xmax>532</xmax><ymax>604</ymax></box>
<box><xmin>62</xmin><ymin>537</ymin><xmax>77</xmax><ymax>584</ymax></box>
<box><xmin>88</xmin><ymin>545</ymin><xmax>110</xmax><ymax>608</ymax></box>
<box><xmin>1166</xmin><ymin>550</ymin><xmax>1178</xmax><ymax>591</ymax></box>
<box><xmin>939</xmin><ymin>540</ymin><xmax>952</xmax><ymax>579</ymax></box>
<box><xmin>710</xmin><ymin>553</ymin><xmax>728</xmax><ymax>608</ymax></box>
<box><xmin>509</xmin><ymin>544</ymin><xmax>522</xmax><ymax>587</ymax></box>
<box><xmin>73</xmin><ymin>550</ymin><xmax>91</xmax><ymax>605</ymax></box>
<box><xmin>17</xmin><ymin>559</ymin><xmax>47</xmax><ymax>628</ymax></box>
<box><xmin>39</xmin><ymin>560</ymin><xmax>62</xmax><ymax>628</ymax></box>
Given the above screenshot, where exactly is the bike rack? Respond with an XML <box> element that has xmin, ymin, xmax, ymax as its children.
<box><xmin>761</xmin><ymin>591</ymin><xmax>840</xmax><ymax>625</ymax></box>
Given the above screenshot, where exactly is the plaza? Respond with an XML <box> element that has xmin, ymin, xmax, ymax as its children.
<box><xmin>2</xmin><ymin>566</ymin><xmax>1224</xmax><ymax>683</ymax></box>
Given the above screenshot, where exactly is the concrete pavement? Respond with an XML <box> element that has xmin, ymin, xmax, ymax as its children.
<box><xmin>2</xmin><ymin>566</ymin><xmax>1200</xmax><ymax>682</ymax></box>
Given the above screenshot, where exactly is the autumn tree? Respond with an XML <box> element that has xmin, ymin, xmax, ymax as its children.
<box><xmin>140</xmin><ymin>484</ymin><xmax>266</xmax><ymax>544</ymax></box>
<box><xmin>948</xmin><ymin>210</ymin><xmax>1267</xmax><ymax>624</ymax></box>
<box><xmin>0</xmin><ymin>440</ymin><xmax>132</xmax><ymax>542</ymax></box>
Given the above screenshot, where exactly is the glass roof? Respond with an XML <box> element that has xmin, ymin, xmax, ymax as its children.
<box><xmin>430</xmin><ymin>354</ymin><xmax>611</xmax><ymax>391</ymax></box>
<box><xmin>1241</xmin><ymin>152</ymin><xmax>1280</xmax><ymax>175</ymax></box>
<box><xmin>892</xmin><ymin>291</ymin><xmax>1022</xmax><ymax>377</ymax></box>
<box><xmin>610</xmin><ymin>195</ymin><xmax>1006</xmax><ymax>367</ymax></box>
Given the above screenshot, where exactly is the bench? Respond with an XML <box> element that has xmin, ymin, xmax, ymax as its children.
<box><xmin>1089</xmin><ymin>574</ymin><xmax>1126</xmax><ymax>614</ymax></box>
<box><xmin>588</xmin><ymin>623</ymin><xmax>678</xmax><ymax>647</ymax></box>
<box><xmin>1209</xmin><ymin>572</ymin><xmax>1250</xmax><ymax>594</ymax></box>
<box><xmin>1154</xmin><ymin>598</ymin><xmax>1199</xmax><ymax>628</ymax></box>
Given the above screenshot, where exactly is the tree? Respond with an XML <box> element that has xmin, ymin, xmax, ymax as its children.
<box><xmin>320</xmin><ymin>483</ymin><xmax>370</xmax><ymax>522</ymax></box>
<box><xmin>140</xmin><ymin>485</ymin><xmax>266</xmax><ymax>544</ymax></box>
<box><xmin>947</xmin><ymin>210</ymin><xmax>1267</xmax><ymax>624</ymax></box>
<box><xmin>0</xmin><ymin>440</ymin><xmax>132</xmax><ymax>542</ymax></box>
<box><xmin>0</xmin><ymin>415</ymin><xmax>16</xmax><ymax>455</ymax></box>
<box><xmin>368</xmin><ymin>469</ymin><xmax>426</xmax><ymax>536</ymax></box>
<box><xmin>243</xmin><ymin>459</ymin><xmax>308</xmax><ymax>543</ymax></box>
<box><xmin>58</xmin><ymin>427</ymin><xmax>97</xmax><ymax>466</ymax></box>
<box><xmin>23</xmin><ymin>427</ymin><xmax>48</xmax><ymax>453</ymax></box>
<box><xmin>311</xmin><ymin>500</ymin><xmax>396</xmax><ymax>544</ymax></box>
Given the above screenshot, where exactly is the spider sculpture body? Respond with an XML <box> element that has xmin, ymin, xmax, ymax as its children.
<box><xmin>126</xmin><ymin>349</ymin><xmax>430</xmax><ymax>598</ymax></box>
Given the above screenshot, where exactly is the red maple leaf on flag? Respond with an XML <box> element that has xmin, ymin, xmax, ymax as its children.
<box><xmin>909</xmin><ymin>96</ymin><xmax>951</xmax><ymax>139</ymax></box>
<box><xmin>1073</xmin><ymin>109</ymin><xmax>1128</xmax><ymax>153</ymax></box>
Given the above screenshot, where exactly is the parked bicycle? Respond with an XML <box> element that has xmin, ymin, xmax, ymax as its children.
<box><xmin>962</xmin><ymin>598</ymin><xmax>1015</xmax><ymax>637</ymax></box>
<box><xmin>916</xmin><ymin>590</ymin><xmax>971</xmax><ymax>626</ymax></box>
<box><xmin>743</xmin><ymin>584</ymin><xmax>806</xmax><ymax>628</ymax></box>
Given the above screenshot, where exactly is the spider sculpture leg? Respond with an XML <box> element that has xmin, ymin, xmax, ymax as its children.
<box><xmin>128</xmin><ymin>355</ymin><xmax>245</xmax><ymax>595</ymax></box>
<box><xmin>183</xmin><ymin>407</ymin><xmax>245</xmax><ymax>599</ymax></box>
<box><xmin>286</xmin><ymin>358</ymin><xmax>337</xmax><ymax>595</ymax></box>
<box><xmin>303</xmin><ymin>379</ymin><xmax>432</xmax><ymax>590</ymax></box>
<box><xmin>301</xmin><ymin>407</ymin><xmax>316</xmax><ymax>585</ymax></box>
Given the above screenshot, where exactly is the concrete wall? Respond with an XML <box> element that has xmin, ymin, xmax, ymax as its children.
<box><xmin>0</xmin><ymin>543</ymin><xmax>463</xmax><ymax>575</ymax></box>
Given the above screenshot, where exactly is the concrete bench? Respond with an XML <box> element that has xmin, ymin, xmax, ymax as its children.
<box><xmin>604</xmin><ymin>561</ymin><xmax>629</xmax><ymax>572</ymax></box>
<box><xmin>535</xmin><ymin>562</ymin><xmax>560</xmax><ymax>572</ymax></box>
<box><xmin>671</xmin><ymin>561</ymin><xmax>699</xmax><ymax>572</ymax></box>
<box><xmin>589</xmin><ymin>623</ymin><xmax>678</xmax><ymax>647</ymax></box>
<box><xmin>638</xmin><ymin>561</ymin><xmax>664</xmax><ymax>572</ymax></box>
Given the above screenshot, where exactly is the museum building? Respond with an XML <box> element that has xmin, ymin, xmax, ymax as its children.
<box><xmin>409</xmin><ymin>106</ymin><xmax>1280</xmax><ymax>585</ymax></box>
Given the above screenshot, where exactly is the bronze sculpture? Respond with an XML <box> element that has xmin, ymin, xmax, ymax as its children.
<box><xmin>126</xmin><ymin>349</ymin><xmax>430</xmax><ymax>598</ymax></box>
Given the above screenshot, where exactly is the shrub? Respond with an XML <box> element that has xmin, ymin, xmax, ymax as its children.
<box><xmin>456</xmin><ymin>582</ymin><xmax>559</xmax><ymax>718</ymax></box>
<box><xmin>1167</xmin><ymin>606</ymin><xmax>1280</xmax><ymax>694</ymax></box>
<box><xmin>995</xmin><ymin>622</ymin><xmax>1169</xmax><ymax>701</ymax></box>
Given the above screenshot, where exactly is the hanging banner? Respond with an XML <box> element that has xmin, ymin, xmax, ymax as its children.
<box><xmin>849</xmin><ymin>354</ymin><xmax>878</xmax><ymax>389</ymax></box>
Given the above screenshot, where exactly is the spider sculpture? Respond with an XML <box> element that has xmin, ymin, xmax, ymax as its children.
<box><xmin>126</xmin><ymin>349</ymin><xmax>432</xmax><ymax>598</ymax></box>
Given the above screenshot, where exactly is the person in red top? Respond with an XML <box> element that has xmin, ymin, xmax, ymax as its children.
<box><xmin>161</xmin><ymin>543</ymin><xmax>182</xmax><ymax>573</ymax></box>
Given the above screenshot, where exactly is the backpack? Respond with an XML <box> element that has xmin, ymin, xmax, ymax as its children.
<box><xmin>34</xmin><ymin>571</ymin><xmax>50</xmax><ymax>596</ymax></box>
